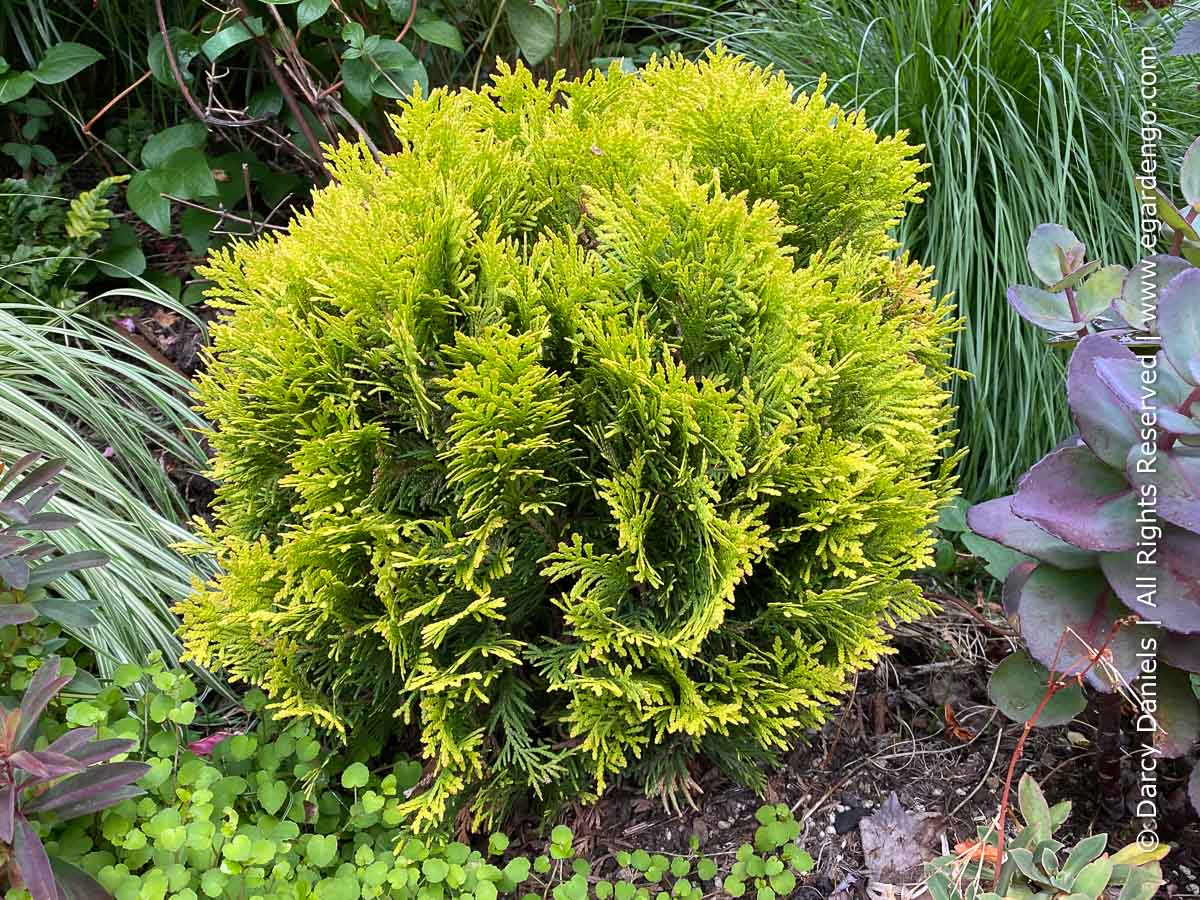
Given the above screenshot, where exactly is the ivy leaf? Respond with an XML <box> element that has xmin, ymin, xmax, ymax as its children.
<box><xmin>506</xmin><ymin>0</ymin><xmax>571</xmax><ymax>66</ymax></box>
<box><xmin>127</xmin><ymin>170</ymin><xmax>172</xmax><ymax>235</ymax></box>
<box><xmin>414</xmin><ymin>19</ymin><xmax>464</xmax><ymax>53</ymax></box>
<box><xmin>142</xmin><ymin>122</ymin><xmax>208</xmax><ymax>169</ymax></box>
<box><xmin>0</xmin><ymin>72</ymin><xmax>35</xmax><ymax>104</ymax></box>
<box><xmin>32</xmin><ymin>42</ymin><xmax>102</xmax><ymax>84</ymax></box>
<box><xmin>158</xmin><ymin>147</ymin><xmax>218</xmax><ymax>200</ymax></box>
<box><xmin>297</xmin><ymin>0</ymin><xmax>332</xmax><ymax>30</ymax></box>
<box><xmin>148</xmin><ymin>28</ymin><xmax>201</xmax><ymax>87</ymax></box>
<box><xmin>202</xmin><ymin>19</ymin><xmax>263</xmax><ymax>62</ymax></box>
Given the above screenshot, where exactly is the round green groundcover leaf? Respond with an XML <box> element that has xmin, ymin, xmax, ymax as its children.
<box><xmin>989</xmin><ymin>651</ymin><xmax>1087</xmax><ymax>727</ymax></box>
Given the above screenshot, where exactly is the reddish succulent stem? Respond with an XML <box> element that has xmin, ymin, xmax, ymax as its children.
<box><xmin>993</xmin><ymin>622</ymin><xmax>1126</xmax><ymax>889</ymax></box>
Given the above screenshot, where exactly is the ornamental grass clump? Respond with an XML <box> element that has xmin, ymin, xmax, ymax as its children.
<box><xmin>179</xmin><ymin>50</ymin><xmax>959</xmax><ymax>830</ymax></box>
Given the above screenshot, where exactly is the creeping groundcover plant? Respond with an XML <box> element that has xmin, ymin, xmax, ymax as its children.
<box><xmin>180</xmin><ymin>51</ymin><xmax>960</xmax><ymax>831</ymax></box>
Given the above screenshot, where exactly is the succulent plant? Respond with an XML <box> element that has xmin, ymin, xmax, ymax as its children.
<box><xmin>0</xmin><ymin>452</ymin><xmax>106</xmax><ymax>630</ymax></box>
<box><xmin>0</xmin><ymin>656</ymin><xmax>150</xmax><ymax>900</ymax></box>
<box><xmin>967</xmin><ymin>138</ymin><xmax>1200</xmax><ymax>812</ymax></box>
<box><xmin>924</xmin><ymin>774</ymin><xmax>1165</xmax><ymax>900</ymax></box>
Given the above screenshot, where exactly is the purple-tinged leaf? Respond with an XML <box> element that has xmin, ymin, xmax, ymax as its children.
<box><xmin>1017</xmin><ymin>565</ymin><xmax>1143</xmax><ymax>692</ymax></box>
<box><xmin>1155</xmin><ymin>188</ymin><xmax>1200</xmax><ymax>242</ymax></box>
<box><xmin>1191</xmin><ymin>764</ymin><xmax>1200</xmax><ymax>817</ymax></box>
<box><xmin>1127</xmin><ymin>446</ymin><xmax>1200</xmax><ymax>533</ymax></box>
<box><xmin>1027</xmin><ymin>224</ymin><xmax>1084</xmax><ymax>286</ymax></box>
<box><xmin>44</xmin><ymin>728</ymin><xmax>98</xmax><ymax>756</ymax></box>
<box><xmin>1048</xmin><ymin>259</ymin><xmax>1101</xmax><ymax>293</ymax></box>
<box><xmin>23</xmin><ymin>512</ymin><xmax>75</xmax><ymax>532</ymax></box>
<box><xmin>1149</xmin><ymin>666</ymin><xmax>1200</xmax><ymax>758</ymax></box>
<box><xmin>6</xmin><ymin>459</ymin><xmax>65</xmax><ymax>504</ymax></box>
<box><xmin>0</xmin><ymin>555</ymin><xmax>30</xmax><ymax>590</ymax></box>
<box><xmin>988</xmin><ymin>651</ymin><xmax>1087</xmax><ymax>727</ymax></box>
<box><xmin>19</xmin><ymin>542</ymin><xmax>57</xmax><ymax>563</ymax></box>
<box><xmin>0</xmin><ymin>784</ymin><xmax>13</xmax><ymax>844</ymax></box>
<box><xmin>1002</xmin><ymin>560</ymin><xmax>1037</xmax><ymax>619</ymax></box>
<box><xmin>966</xmin><ymin>496</ymin><xmax>1096</xmax><ymax>570</ymax></box>
<box><xmin>1072</xmin><ymin>264</ymin><xmax>1127</xmax><ymax>317</ymax></box>
<box><xmin>0</xmin><ymin>498</ymin><xmax>30</xmax><ymax>525</ymax></box>
<box><xmin>1007</xmin><ymin>284</ymin><xmax>1080</xmax><ymax>333</ymax></box>
<box><xmin>1095</xmin><ymin>351</ymin><xmax>1200</xmax><ymax>437</ymax></box>
<box><xmin>1118</xmin><ymin>255</ymin><xmax>1190</xmax><ymax>331</ymax></box>
<box><xmin>1102</xmin><ymin>525</ymin><xmax>1200</xmax><ymax>634</ymax></box>
<box><xmin>0</xmin><ymin>603</ymin><xmax>37</xmax><ymax>626</ymax></box>
<box><xmin>66</xmin><ymin>738</ymin><xmax>136</xmax><ymax>767</ymax></box>
<box><xmin>13</xmin><ymin>815</ymin><xmax>57</xmax><ymax>900</ymax></box>
<box><xmin>15</xmin><ymin>657</ymin><xmax>70</xmax><ymax>750</ymax></box>
<box><xmin>26</xmin><ymin>551</ymin><xmax>108</xmax><ymax>589</ymax></box>
<box><xmin>1183</xmin><ymin>136</ymin><xmax>1200</xmax><ymax>210</ymax></box>
<box><xmin>1162</xmin><ymin>632</ymin><xmax>1200</xmax><ymax>672</ymax></box>
<box><xmin>23</xmin><ymin>484</ymin><xmax>62</xmax><ymax>517</ymax></box>
<box><xmin>1012</xmin><ymin>447</ymin><xmax>1136</xmax><ymax>552</ymax></box>
<box><xmin>32</xmin><ymin>597</ymin><xmax>99</xmax><ymax>632</ymax></box>
<box><xmin>9</xmin><ymin>749</ymin><xmax>84</xmax><ymax>780</ymax></box>
<box><xmin>49</xmin><ymin>858</ymin><xmax>111</xmax><ymax>900</ymax></box>
<box><xmin>1067</xmin><ymin>334</ymin><xmax>1140</xmax><ymax>468</ymax></box>
<box><xmin>1170</xmin><ymin>19</ymin><xmax>1200</xmax><ymax>56</ymax></box>
<box><xmin>0</xmin><ymin>533</ymin><xmax>30</xmax><ymax>555</ymax></box>
<box><xmin>22</xmin><ymin>762</ymin><xmax>149</xmax><ymax>818</ymax></box>
<box><xmin>0</xmin><ymin>452</ymin><xmax>41</xmax><ymax>494</ymax></box>
<box><xmin>1160</xmin><ymin>267</ymin><xmax>1200</xmax><ymax>386</ymax></box>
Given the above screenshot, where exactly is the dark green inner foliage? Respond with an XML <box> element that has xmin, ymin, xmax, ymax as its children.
<box><xmin>180</xmin><ymin>51</ymin><xmax>960</xmax><ymax>831</ymax></box>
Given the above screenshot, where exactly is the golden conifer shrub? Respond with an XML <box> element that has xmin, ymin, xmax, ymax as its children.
<box><xmin>180</xmin><ymin>50</ymin><xmax>960</xmax><ymax>831</ymax></box>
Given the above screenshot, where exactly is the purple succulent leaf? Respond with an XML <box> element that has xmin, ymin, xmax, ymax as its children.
<box><xmin>66</xmin><ymin>738</ymin><xmax>137</xmax><ymax>767</ymax></box>
<box><xmin>1191</xmin><ymin>764</ymin><xmax>1200</xmax><ymax>817</ymax></box>
<box><xmin>1027</xmin><ymin>224</ymin><xmax>1085</xmax><ymax>286</ymax></box>
<box><xmin>1183</xmin><ymin>136</ymin><xmax>1200</xmax><ymax>207</ymax></box>
<box><xmin>15</xmin><ymin>658</ymin><xmax>70</xmax><ymax>750</ymax></box>
<box><xmin>1002</xmin><ymin>560</ymin><xmax>1037</xmax><ymax>619</ymax></box>
<box><xmin>1011</xmin><ymin>447</ymin><xmax>1137</xmax><ymax>552</ymax></box>
<box><xmin>1067</xmin><ymin>334</ymin><xmax>1140</xmax><ymax>468</ymax></box>
<box><xmin>1149</xmin><ymin>666</ymin><xmax>1200</xmax><ymax>758</ymax></box>
<box><xmin>1016</xmin><ymin>565</ymin><xmax>1144</xmax><ymax>692</ymax></box>
<box><xmin>8</xmin><ymin>750</ymin><xmax>85</xmax><ymax>781</ymax></box>
<box><xmin>21</xmin><ymin>762</ymin><xmax>150</xmax><ymax>818</ymax></box>
<box><xmin>0</xmin><ymin>555</ymin><xmax>30</xmax><ymax>590</ymax></box>
<box><xmin>0</xmin><ymin>603</ymin><xmax>37</xmax><ymax>627</ymax></box>
<box><xmin>1072</xmin><ymin>264</ymin><xmax>1127</xmax><ymax>318</ymax></box>
<box><xmin>49</xmin><ymin>857</ymin><xmax>114</xmax><ymax>900</ymax></box>
<box><xmin>44</xmin><ymin>728</ymin><xmax>98</xmax><ymax>756</ymax></box>
<box><xmin>1127</xmin><ymin>444</ymin><xmax>1200</xmax><ymax>533</ymax></box>
<box><xmin>0</xmin><ymin>451</ymin><xmax>42</xmax><ymax>494</ymax></box>
<box><xmin>1006</xmin><ymin>284</ymin><xmax>1081</xmax><ymax>333</ymax></box>
<box><xmin>966</xmin><ymin>496</ymin><xmax>1097</xmax><ymax>570</ymax></box>
<box><xmin>1160</xmin><ymin>267</ymin><xmax>1200</xmax><ymax>386</ymax></box>
<box><xmin>13</xmin><ymin>814</ymin><xmax>58</xmax><ymax>900</ymax></box>
<box><xmin>1118</xmin><ymin>255</ymin><xmax>1190</xmax><ymax>331</ymax></box>
<box><xmin>1095</xmin><ymin>351</ymin><xmax>1200</xmax><ymax>437</ymax></box>
<box><xmin>1162</xmin><ymin>631</ymin><xmax>1200</xmax><ymax>672</ymax></box>
<box><xmin>1102</xmin><ymin>525</ymin><xmax>1200</xmax><ymax>634</ymax></box>
<box><xmin>0</xmin><ymin>784</ymin><xmax>13</xmax><ymax>844</ymax></box>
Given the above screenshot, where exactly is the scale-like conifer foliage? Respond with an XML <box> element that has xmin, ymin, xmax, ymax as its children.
<box><xmin>180</xmin><ymin>51</ymin><xmax>959</xmax><ymax>830</ymax></box>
